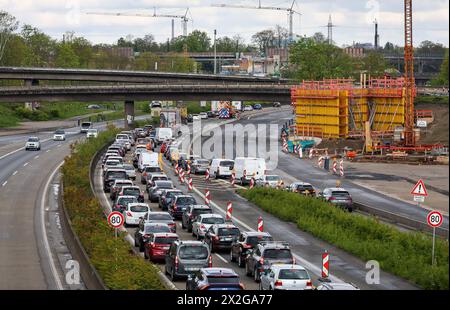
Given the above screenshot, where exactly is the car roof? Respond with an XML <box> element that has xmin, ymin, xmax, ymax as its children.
<box><xmin>114</xmin><ymin>179</ymin><xmax>132</xmax><ymax>183</ymax></box>
<box><xmin>128</xmin><ymin>203</ymin><xmax>149</xmax><ymax>207</ymax></box>
<box><xmin>213</xmin><ymin>224</ymin><xmax>239</xmax><ymax>229</ymax></box>
<box><xmin>202</xmin><ymin>268</ymin><xmax>237</xmax><ymax>277</ymax></box>
<box><xmin>149</xmin><ymin>211</ymin><xmax>172</xmax><ymax>216</ymax></box>
<box><xmin>150</xmin><ymin>174</ymin><xmax>167</xmax><ymax>178</ymax></box>
<box><xmin>106</xmin><ymin>168</ymin><xmax>126</xmax><ymax>172</ymax></box>
<box><xmin>191</xmin><ymin>205</ymin><xmax>212</xmax><ymax>209</ymax></box>
<box><xmin>117</xmin><ymin>195</ymin><xmax>136</xmax><ymax>199</ymax></box>
<box><xmin>268</xmin><ymin>264</ymin><xmax>306</xmax><ymax>271</ymax></box>
<box><xmin>145</xmin><ymin>222</ymin><xmax>169</xmax><ymax>227</ymax></box>
<box><xmin>292</xmin><ymin>182</ymin><xmax>312</xmax><ymax>186</ymax></box>
<box><xmin>200</xmin><ymin>213</ymin><xmax>223</xmax><ymax>218</ymax></box>
<box><xmin>244</xmin><ymin>231</ymin><xmax>272</xmax><ymax>237</ymax></box>
<box><xmin>321</xmin><ymin>282</ymin><xmax>359</xmax><ymax>290</ymax></box>
<box><xmin>175</xmin><ymin>240</ymin><xmax>204</xmax><ymax>246</ymax></box>
<box><xmin>258</xmin><ymin>241</ymin><xmax>290</xmax><ymax>249</ymax></box>
<box><xmin>326</xmin><ymin>188</ymin><xmax>349</xmax><ymax>192</ymax></box>
<box><xmin>152</xmin><ymin>232</ymin><xmax>178</xmax><ymax>238</ymax></box>
<box><xmin>175</xmin><ymin>195</ymin><xmax>195</xmax><ymax>199</ymax></box>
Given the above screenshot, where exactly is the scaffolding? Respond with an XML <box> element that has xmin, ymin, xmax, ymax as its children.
<box><xmin>291</xmin><ymin>77</ymin><xmax>410</xmax><ymax>139</ymax></box>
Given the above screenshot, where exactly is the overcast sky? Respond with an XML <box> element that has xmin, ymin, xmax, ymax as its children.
<box><xmin>1</xmin><ymin>0</ymin><xmax>449</xmax><ymax>47</ymax></box>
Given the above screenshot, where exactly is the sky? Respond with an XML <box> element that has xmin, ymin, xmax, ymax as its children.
<box><xmin>1</xmin><ymin>0</ymin><xmax>449</xmax><ymax>47</ymax></box>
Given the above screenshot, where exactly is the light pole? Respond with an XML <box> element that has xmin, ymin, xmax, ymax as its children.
<box><xmin>214</xmin><ymin>29</ymin><xmax>217</xmax><ymax>74</ymax></box>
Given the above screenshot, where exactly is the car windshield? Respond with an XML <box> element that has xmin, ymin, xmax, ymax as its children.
<box><xmin>117</xmin><ymin>134</ymin><xmax>129</xmax><ymax>140</ymax></box>
<box><xmin>116</xmin><ymin>182</ymin><xmax>132</xmax><ymax>187</ymax></box>
<box><xmin>154</xmin><ymin>237</ymin><xmax>178</xmax><ymax>244</ymax></box>
<box><xmin>107</xmin><ymin>171</ymin><xmax>126</xmax><ymax>179</ymax></box>
<box><xmin>152</xmin><ymin>176</ymin><xmax>168</xmax><ymax>182</ymax></box>
<box><xmin>332</xmin><ymin>191</ymin><xmax>350</xmax><ymax>197</ymax></box>
<box><xmin>178</xmin><ymin>245</ymin><xmax>209</xmax><ymax>259</ymax></box>
<box><xmin>145</xmin><ymin>225</ymin><xmax>171</xmax><ymax>234</ymax></box>
<box><xmin>265</xmin><ymin>176</ymin><xmax>280</xmax><ymax>181</ymax></box>
<box><xmin>202</xmin><ymin>217</ymin><xmax>224</xmax><ymax>224</ymax></box>
<box><xmin>278</xmin><ymin>269</ymin><xmax>310</xmax><ymax>280</ymax></box>
<box><xmin>55</xmin><ymin>130</ymin><xmax>65</xmax><ymax>134</ymax></box>
<box><xmin>123</xmin><ymin>165</ymin><xmax>134</xmax><ymax>170</ymax></box>
<box><xmin>123</xmin><ymin>188</ymin><xmax>140</xmax><ymax>196</ymax></box>
<box><xmin>197</xmin><ymin>160</ymin><xmax>209</xmax><ymax>165</ymax></box>
<box><xmin>297</xmin><ymin>185</ymin><xmax>314</xmax><ymax>191</ymax></box>
<box><xmin>246</xmin><ymin>235</ymin><xmax>273</xmax><ymax>245</ymax></box>
<box><xmin>107</xmin><ymin>161</ymin><xmax>120</xmax><ymax>166</ymax></box>
<box><xmin>156</xmin><ymin>182</ymin><xmax>173</xmax><ymax>189</ymax></box>
<box><xmin>192</xmin><ymin>209</ymin><xmax>212</xmax><ymax>216</ymax></box>
<box><xmin>81</xmin><ymin>122</ymin><xmax>91</xmax><ymax>127</ymax></box>
<box><xmin>144</xmin><ymin>167</ymin><xmax>162</xmax><ymax>173</ymax></box>
<box><xmin>218</xmin><ymin>228</ymin><xmax>240</xmax><ymax>236</ymax></box>
<box><xmin>207</xmin><ymin>277</ymin><xmax>240</xmax><ymax>284</ymax></box>
<box><xmin>88</xmin><ymin>129</ymin><xmax>97</xmax><ymax>133</ymax></box>
<box><xmin>263</xmin><ymin>249</ymin><xmax>292</xmax><ymax>259</ymax></box>
<box><xmin>118</xmin><ymin>197</ymin><xmax>137</xmax><ymax>205</ymax></box>
<box><xmin>149</xmin><ymin>214</ymin><xmax>172</xmax><ymax>221</ymax></box>
<box><xmin>219</xmin><ymin>161</ymin><xmax>234</xmax><ymax>167</ymax></box>
<box><xmin>130</xmin><ymin>205</ymin><xmax>148</xmax><ymax>212</ymax></box>
<box><xmin>28</xmin><ymin>137</ymin><xmax>39</xmax><ymax>142</ymax></box>
<box><xmin>176</xmin><ymin>197</ymin><xmax>196</xmax><ymax>205</ymax></box>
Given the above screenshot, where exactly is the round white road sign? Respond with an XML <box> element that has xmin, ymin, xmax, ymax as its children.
<box><xmin>427</xmin><ymin>211</ymin><xmax>443</xmax><ymax>228</ymax></box>
<box><xmin>108</xmin><ymin>211</ymin><xmax>124</xmax><ymax>228</ymax></box>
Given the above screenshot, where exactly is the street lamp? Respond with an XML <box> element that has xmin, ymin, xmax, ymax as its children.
<box><xmin>214</xmin><ymin>29</ymin><xmax>217</xmax><ymax>74</ymax></box>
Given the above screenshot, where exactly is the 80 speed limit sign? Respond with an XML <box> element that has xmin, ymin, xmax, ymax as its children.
<box><xmin>108</xmin><ymin>211</ymin><xmax>124</xmax><ymax>228</ymax></box>
<box><xmin>427</xmin><ymin>211</ymin><xmax>443</xmax><ymax>228</ymax></box>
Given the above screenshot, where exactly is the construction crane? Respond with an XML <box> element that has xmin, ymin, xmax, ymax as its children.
<box><xmin>86</xmin><ymin>8</ymin><xmax>192</xmax><ymax>38</ymax></box>
<box><xmin>212</xmin><ymin>0</ymin><xmax>300</xmax><ymax>42</ymax></box>
<box><xmin>404</xmin><ymin>0</ymin><xmax>415</xmax><ymax>146</ymax></box>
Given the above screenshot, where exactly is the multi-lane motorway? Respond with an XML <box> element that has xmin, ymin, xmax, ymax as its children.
<box><xmin>0</xmin><ymin>107</ymin><xmax>427</xmax><ymax>290</ymax></box>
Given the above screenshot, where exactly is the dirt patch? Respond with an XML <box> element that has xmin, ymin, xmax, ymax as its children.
<box><xmin>317</xmin><ymin>138</ymin><xmax>364</xmax><ymax>153</ymax></box>
<box><xmin>416</xmin><ymin>103</ymin><xmax>449</xmax><ymax>145</ymax></box>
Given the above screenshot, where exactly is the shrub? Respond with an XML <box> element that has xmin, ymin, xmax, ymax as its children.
<box><xmin>61</xmin><ymin>126</ymin><xmax>166</xmax><ymax>290</ymax></box>
<box><xmin>239</xmin><ymin>187</ymin><xmax>449</xmax><ymax>290</ymax></box>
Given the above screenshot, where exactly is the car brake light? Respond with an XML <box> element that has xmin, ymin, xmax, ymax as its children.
<box><xmin>200</xmin><ymin>225</ymin><xmax>205</xmax><ymax>230</ymax></box>
<box><xmin>292</xmin><ymin>257</ymin><xmax>296</xmax><ymax>264</ymax></box>
<box><xmin>126</xmin><ymin>212</ymin><xmax>132</xmax><ymax>216</ymax></box>
<box><xmin>173</xmin><ymin>204</ymin><xmax>177</xmax><ymax>210</ymax></box>
<box><xmin>259</xmin><ymin>258</ymin><xmax>264</xmax><ymax>265</ymax></box>
<box><xmin>274</xmin><ymin>280</ymin><xmax>283</xmax><ymax>287</ymax></box>
<box><xmin>168</xmin><ymin>223</ymin><xmax>175</xmax><ymax>226</ymax></box>
<box><xmin>143</xmin><ymin>172</ymin><xmax>147</xmax><ymax>176</ymax></box>
<box><xmin>143</xmin><ymin>234</ymin><xmax>150</xmax><ymax>239</ymax></box>
<box><xmin>208</xmin><ymin>255</ymin><xmax>212</xmax><ymax>267</ymax></box>
<box><xmin>213</xmin><ymin>236</ymin><xmax>219</xmax><ymax>241</ymax></box>
<box><xmin>175</xmin><ymin>256</ymin><xmax>179</xmax><ymax>269</ymax></box>
<box><xmin>150</xmin><ymin>242</ymin><xmax>155</xmax><ymax>248</ymax></box>
<box><xmin>243</xmin><ymin>244</ymin><xmax>252</xmax><ymax>249</ymax></box>
<box><xmin>329</xmin><ymin>196</ymin><xmax>336</xmax><ymax>200</ymax></box>
<box><xmin>306</xmin><ymin>280</ymin><xmax>312</xmax><ymax>287</ymax></box>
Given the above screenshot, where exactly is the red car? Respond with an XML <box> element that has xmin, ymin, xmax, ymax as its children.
<box><xmin>160</xmin><ymin>142</ymin><xmax>168</xmax><ymax>154</ymax></box>
<box><xmin>144</xmin><ymin>232</ymin><xmax>179</xmax><ymax>262</ymax></box>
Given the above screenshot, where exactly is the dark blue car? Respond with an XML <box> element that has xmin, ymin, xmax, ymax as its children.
<box><xmin>186</xmin><ymin>268</ymin><xmax>244</xmax><ymax>290</ymax></box>
<box><xmin>253</xmin><ymin>104</ymin><xmax>262</xmax><ymax>110</ymax></box>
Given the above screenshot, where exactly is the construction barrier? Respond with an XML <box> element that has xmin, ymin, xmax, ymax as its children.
<box><xmin>226</xmin><ymin>202</ymin><xmax>232</xmax><ymax>221</ymax></box>
<box><xmin>205</xmin><ymin>170</ymin><xmax>210</xmax><ymax>182</ymax></box>
<box><xmin>230</xmin><ymin>172</ymin><xmax>235</xmax><ymax>187</ymax></box>
<box><xmin>258</xmin><ymin>216</ymin><xmax>264</xmax><ymax>232</ymax></box>
<box><xmin>187</xmin><ymin>177</ymin><xmax>193</xmax><ymax>191</ymax></box>
<box><xmin>332</xmin><ymin>160</ymin><xmax>337</xmax><ymax>174</ymax></box>
<box><xmin>339</xmin><ymin>159</ymin><xmax>344</xmax><ymax>177</ymax></box>
<box><xmin>205</xmin><ymin>189</ymin><xmax>211</xmax><ymax>205</ymax></box>
<box><xmin>322</xmin><ymin>250</ymin><xmax>329</xmax><ymax>278</ymax></box>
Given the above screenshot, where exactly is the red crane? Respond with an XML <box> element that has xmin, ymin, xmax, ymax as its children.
<box><xmin>404</xmin><ymin>0</ymin><xmax>415</xmax><ymax>146</ymax></box>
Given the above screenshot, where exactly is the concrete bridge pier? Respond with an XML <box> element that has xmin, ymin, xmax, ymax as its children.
<box><xmin>24</xmin><ymin>79</ymin><xmax>39</xmax><ymax>110</ymax></box>
<box><xmin>124</xmin><ymin>100</ymin><xmax>135</xmax><ymax>129</ymax></box>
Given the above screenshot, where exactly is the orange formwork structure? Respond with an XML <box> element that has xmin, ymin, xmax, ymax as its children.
<box><xmin>291</xmin><ymin>77</ymin><xmax>409</xmax><ymax>139</ymax></box>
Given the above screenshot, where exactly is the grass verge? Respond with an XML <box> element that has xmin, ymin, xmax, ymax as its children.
<box><xmin>61</xmin><ymin>126</ymin><xmax>166</xmax><ymax>289</ymax></box>
<box><xmin>239</xmin><ymin>187</ymin><xmax>449</xmax><ymax>290</ymax></box>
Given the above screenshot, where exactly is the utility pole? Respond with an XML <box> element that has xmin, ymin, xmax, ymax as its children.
<box><xmin>214</xmin><ymin>29</ymin><xmax>217</xmax><ymax>75</ymax></box>
<box><xmin>374</xmin><ymin>19</ymin><xmax>379</xmax><ymax>49</ymax></box>
<box><xmin>171</xmin><ymin>19</ymin><xmax>175</xmax><ymax>40</ymax></box>
<box><xmin>327</xmin><ymin>15</ymin><xmax>333</xmax><ymax>45</ymax></box>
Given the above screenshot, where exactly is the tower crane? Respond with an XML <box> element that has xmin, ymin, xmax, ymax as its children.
<box><xmin>403</xmin><ymin>0</ymin><xmax>415</xmax><ymax>146</ymax></box>
<box><xmin>212</xmin><ymin>0</ymin><xmax>300</xmax><ymax>42</ymax></box>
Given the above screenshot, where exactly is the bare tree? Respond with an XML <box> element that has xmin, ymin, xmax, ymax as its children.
<box><xmin>0</xmin><ymin>11</ymin><xmax>19</xmax><ymax>63</ymax></box>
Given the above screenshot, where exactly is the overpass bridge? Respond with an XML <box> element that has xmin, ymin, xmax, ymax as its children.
<box><xmin>0</xmin><ymin>67</ymin><xmax>289</xmax><ymax>85</ymax></box>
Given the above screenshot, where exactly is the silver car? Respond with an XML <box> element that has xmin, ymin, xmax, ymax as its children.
<box><xmin>256</xmin><ymin>175</ymin><xmax>284</xmax><ymax>188</ymax></box>
<box><xmin>191</xmin><ymin>159</ymin><xmax>210</xmax><ymax>174</ymax></box>
<box><xmin>260</xmin><ymin>264</ymin><xmax>312</xmax><ymax>290</ymax></box>
<box><xmin>123</xmin><ymin>164</ymin><xmax>136</xmax><ymax>180</ymax></box>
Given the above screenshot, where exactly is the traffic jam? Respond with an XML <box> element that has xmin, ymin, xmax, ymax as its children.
<box><xmin>100</xmin><ymin>124</ymin><xmax>359</xmax><ymax>291</ymax></box>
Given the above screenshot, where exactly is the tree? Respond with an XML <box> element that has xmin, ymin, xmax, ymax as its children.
<box><xmin>0</xmin><ymin>34</ymin><xmax>29</xmax><ymax>66</ymax></box>
<box><xmin>55</xmin><ymin>43</ymin><xmax>79</xmax><ymax>68</ymax></box>
<box><xmin>70</xmin><ymin>36</ymin><xmax>93</xmax><ymax>68</ymax></box>
<box><xmin>312</xmin><ymin>32</ymin><xmax>327</xmax><ymax>44</ymax></box>
<box><xmin>133</xmin><ymin>35</ymin><xmax>159</xmax><ymax>53</ymax></box>
<box><xmin>432</xmin><ymin>50</ymin><xmax>449</xmax><ymax>86</ymax></box>
<box><xmin>133</xmin><ymin>51</ymin><xmax>159</xmax><ymax>71</ymax></box>
<box><xmin>172</xmin><ymin>30</ymin><xmax>211</xmax><ymax>53</ymax></box>
<box><xmin>274</xmin><ymin>25</ymin><xmax>289</xmax><ymax>48</ymax></box>
<box><xmin>251</xmin><ymin>29</ymin><xmax>275</xmax><ymax>53</ymax></box>
<box><xmin>21</xmin><ymin>24</ymin><xmax>56</xmax><ymax>67</ymax></box>
<box><xmin>361</xmin><ymin>51</ymin><xmax>389</xmax><ymax>77</ymax></box>
<box><xmin>417</xmin><ymin>40</ymin><xmax>446</xmax><ymax>55</ymax></box>
<box><xmin>0</xmin><ymin>11</ymin><xmax>19</xmax><ymax>63</ymax></box>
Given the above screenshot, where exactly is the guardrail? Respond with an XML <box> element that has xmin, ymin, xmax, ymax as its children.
<box><xmin>355</xmin><ymin>202</ymin><xmax>449</xmax><ymax>238</ymax></box>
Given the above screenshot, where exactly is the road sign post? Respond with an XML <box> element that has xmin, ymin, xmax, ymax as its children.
<box><xmin>108</xmin><ymin>211</ymin><xmax>124</xmax><ymax>271</ymax></box>
<box><xmin>427</xmin><ymin>210</ymin><xmax>443</xmax><ymax>266</ymax></box>
<box><xmin>411</xmin><ymin>179</ymin><xmax>428</xmax><ymax>208</ymax></box>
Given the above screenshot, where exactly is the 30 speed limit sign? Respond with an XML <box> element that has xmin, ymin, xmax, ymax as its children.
<box><xmin>108</xmin><ymin>211</ymin><xmax>124</xmax><ymax>228</ymax></box>
<box><xmin>427</xmin><ymin>211</ymin><xmax>443</xmax><ymax>228</ymax></box>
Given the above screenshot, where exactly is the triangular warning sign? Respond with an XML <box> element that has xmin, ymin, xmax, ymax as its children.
<box><xmin>411</xmin><ymin>179</ymin><xmax>428</xmax><ymax>196</ymax></box>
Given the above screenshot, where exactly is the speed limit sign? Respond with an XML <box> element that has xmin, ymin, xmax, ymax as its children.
<box><xmin>427</xmin><ymin>211</ymin><xmax>443</xmax><ymax>228</ymax></box>
<box><xmin>108</xmin><ymin>211</ymin><xmax>124</xmax><ymax>228</ymax></box>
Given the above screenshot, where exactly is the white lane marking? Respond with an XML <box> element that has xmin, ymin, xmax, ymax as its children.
<box><xmin>41</xmin><ymin>161</ymin><xmax>65</xmax><ymax>290</ymax></box>
<box><xmin>215</xmin><ymin>254</ymin><xmax>228</xmax><ymax>264</ymax></box>
<box><xmin>0</xmin><ymin>137</ymin><xmax>53</xmax><ymax>161</ymax></box>
<box><xmin>46</xmin><ymin>150</ymin><xmax>51</xmax><ymax>153</ymax></box>
<box><xmin>34</xmin><ymin>155</ymin><xmax>40</xmax><ymax>159</ymax></box>
<box><xmin>12</xmin><ymin>171</ymin><xmax>18</xmax><ymax>176</ymax></box>
<box><xmin>2</xmin><ymin>181</ymin><xmax>7</xmax><ymax>187</ymax></box>
<box><xmin>23</xmin><ymin>162</ymin><xmax>29</xmax><ymax>167</ymax></box>
<box><xmin>56</xmin><ymin>145</ymin><xmax>62</xmax><ymax>148</ymax></box>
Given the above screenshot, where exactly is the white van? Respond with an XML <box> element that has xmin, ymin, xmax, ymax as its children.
<box><xmin>209</xmin><ymin>159</ymin><xmax>234</xmax><ymax>179</ymax></box>
<box><xmin>155</xmin><ymin>128</ymin><xmax>173</xmax><ymax>145</ymax></box>
<box><xmin>138</xmin><ymin>152</ymin><xmax>159</xmax><ymax>172</ymax></box>
<box><xmin>116</xmin><ymin>133</ymin><xmax>131</xmax><ymax>150</ymax></box>
<box><xmin>234</xmin><ymin>157</ymin><xmax>266</xmax><ymax>185</ymax></box>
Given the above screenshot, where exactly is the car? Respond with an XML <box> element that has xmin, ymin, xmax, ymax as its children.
<box><xmin>140</xmin><ymin>166</ymin><xmax>163</xmax><ymax>184</ymax></box>
<box><xmin>273</xmin><ymin>102</ymin><xmax>281</xmax><ymax>107</ymax></box>
<box><xmin>107</xmin><ymin>145</ymin><xmax>125</xmax><ymax>157</ymax></box>
<box><xmin>150</xmin><ymin>101</ymin><xmax>162</xmax><ymax>108</ymax></box>
<box><xmin>86</xmin><ymin>128</ymin><xmax>98</xmax><ymax>138</ymax></box>
<box><xmin>181</xmin><ymin>205</ymin><xmax>213</xmax><ymax>232</ymax></box>
<box><xmin>124</xmin><ymin>203</ymin><xmax>150</xmax><ymax>226</ymax></box>
<box><xmin>115</xmin><ymin>133</ymin><xmax>132</xmax><ymax>151</ymax></box>
<box><xmin>113</xmin><ymin>195</ymin><xmax>138</xmax><ymax>213</ymax></box>
<box><xmin>148</xmin><ymin>180</ymin><xmax>174</xmax><ymax>202</ymax></box>
<box><xmin>159</xmin><ymin>189</ymin><xmax>184</xmax><ymax>210</ymax></box>
<box><xmin>192</xmin><ymin>214</ymin><xmax>225</xmax><ymax>240</ymax></box>
<box><xmin>260</xmin><ymin>264</ymin><xmax>312</xmax><ymax>290</ymax></box>
<box><xmin>230</xmin><ymin>231</ymin><xmax>273</xmax><ymax>267</ymax></box>
<box><xmin>243</xmin><ymin>105</ymin><xmax>253</xmax><ymax>111</ymax></box>
<box><xmin>144</xmin><ymin>232</ymin><xmax>179</xmax><ymax>261</ymax></box>
<box><xmin>186</xmin><ymin>268</ymin><xmax>244</xmax><ymax>290</ymax></box>
<box><xmin>118</xmin><ymin>186</ymin><xmax>145</xmax><ymax>203</ymax></box>
<box><xmin>287</xmin><ymin>182</ymin><xmax>316</xmax><ymax>196</ymax></box>
<box><xmin>103</xmin><ymin>169</ymin><xmax>127</xmax><ymax>192</ymax></box>
<box><xmin>25</xmin><ymin>137</ymin><xmax>41</xmax><ymax>151</ymax></box>
<box><xmin>155</xmin><ymin>128</ymin><xmax>173</xmax><ymax>145</ymax></box>
<box><xmin>318</xmin><ymin>187</ymin><xmax>353</xmax><ymax>211</ymax></box>
<box><xmin>109</xmin><ymin>179</ymin><xmax>134</xmax><ymax>201</ymax></box>
<box><xmin>145</xmin><ymin>174</ymin><xmax>169</xmax><ymax>192</ymax></box>
<box><xmin>253</xmin><ymin>103</ymin><xmax>262</xmax><ymax>110</ymax></box>
<box><xmin>315</xmin><ymin>279</ymin><xmax>360</xmax><ymax>290</ymax></box>
<box><xmin>103</xmin><ymin>159</ymin><xmax>123</xmax><ymax>174</ymax></box>
<box><xmin>191</xmin><ymin>159</ymin><xmax>210</xmax><ymax>175</ymax></box>
<box><xmin>168</xmin><ymin>195</ymin><xmax>197</xmax><ymax>219</ymax></box>
<box><xmin>245</xmin><ymin>241</ymin><xmax>295</xmax><ymax>282</ymax></box>
<box><xmin>204</xmin><ymin>223</ymin><xmax>240</xmax><ymax>253</ymax></box>
<box><xmin>192</xmin><ymin>114</ymin><xmax>200</xmax><ymax>121</ymax></box>
<box><xmin>140</xmin><ymin>211</ymin><xmax>177</xmax><ymax>233</ymax></box>
<box><xmin>234</xmin><ymin>157</ymin><xmax>266</xmax><ymax>185</ymax></box>
<box><xmin>80</xmin><ymin>122</ymin><xmax>92</xmax><ymax>133</ymax></box>
<box><xmin>206</xmin><ymin>111</ymin><xmax>215</xmax><ymax>118</ymax></box>
<box><xmin>165</xmin><ymin>240</ymin><xmax>212</xmax><ymax>281</ymax></box>
<box><xmin>209</xmin><ymin>159</ymin><xmax>234</xmax><ymax>179</ymax></box>
<box><xmin>255</xmin><ymin>175</ymin><xmax>284</xmax><ymax>188</ymax></box>
<box><xmin>199</xmin><ymin>112</ymin><xmax>208</xmax><ymax>119</ymax></box>
<box><xmin>53</xmin><ymin>129</ymin><xmax>66</xmax><ymax>141</ymax></box>
<box><xmin>87</xmin><ymin>104</ymin><xmax>101</xmax><ymax>109</ymax></box>
<box><xmin>134</xmin><ymin>222</ymin><xmax>172</xmax><ymax>252</ymax></box>
<box><xmin>123</xmin><ymin>164</ymin><xmax>136</xmax><ymax>180</ymax></box>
